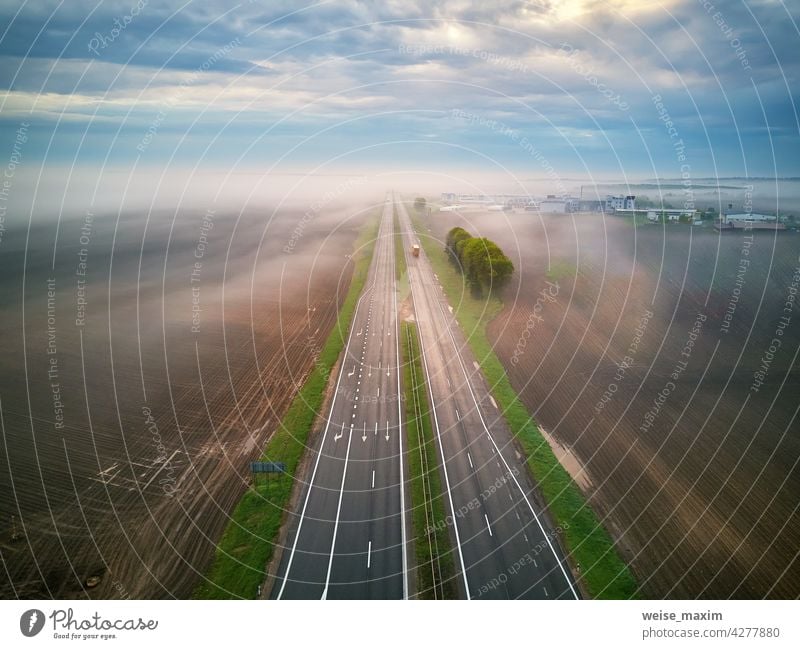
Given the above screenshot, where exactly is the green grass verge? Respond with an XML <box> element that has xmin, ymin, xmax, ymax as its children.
<box><xmin>401</xmin><ymin>321</ymin><xmax>457</xmax><ymax>599</ymax></box>
<box><xmin>394</xmin><ymin>206</ymin><xmax>406</xmax><ymax>281</ymax></box>
<box><xmin>410</xmin><ymin>211</ymin><xmax>638</xmax><ymax>600</ymax></box>
<box><xmin>193</xmin><ymin>215</ymin><xmax>380</xmax><ymax>599</ymax></box>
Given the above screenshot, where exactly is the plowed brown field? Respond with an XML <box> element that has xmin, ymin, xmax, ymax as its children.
<box><xmin>0</xmin><ymin>207</ymin><xmax>363</xmax><ymax>598</ymax></box>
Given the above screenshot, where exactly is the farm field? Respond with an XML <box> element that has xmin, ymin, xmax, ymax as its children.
<box><xmin>0</xmin><ymin>207</ymin><xmax>364</xmax><ymax>598</ymax></box>
<box><xmin>421</xmin><ymin>209</ymin><xmax>800</xmax><ymax>598</ymax></box>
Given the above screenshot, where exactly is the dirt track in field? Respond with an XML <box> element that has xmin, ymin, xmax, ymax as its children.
<box><xmin>0</xmin><ymin>206</ymin><xmax>366</xmax><ymax>598</ymax></box>
<box><xmin>424</xmin><ymin>210</ymin><xmax>799</xmax><ymax>598</ymax></box>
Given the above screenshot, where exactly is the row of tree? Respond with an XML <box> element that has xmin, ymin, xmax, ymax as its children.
<box><xmin>445</xmin><ymin>227</ymin><xmax>514</xmax><ymax>295</ymax></box>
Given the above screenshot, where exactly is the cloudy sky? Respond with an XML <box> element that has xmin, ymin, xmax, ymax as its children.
<box><xmin>1</xmin><ymin>0</ymin><xmax>798</xmax><ymax>184</ymax></box>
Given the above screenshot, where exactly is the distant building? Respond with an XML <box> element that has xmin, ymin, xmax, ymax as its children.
<box><xmin>539</xmin><ymin>197</ymin><xmax>579</xmax><ymax>213</ymax></box>
<box><xmin>644</xmin><ymin>209</ymin><xmax>695</xmax><ymax>221</ymax></box>
<box><xmin>605</xmin><ymin>195</ymin><xmax>636</xmax><ymax>212</ymax></box>
<box><xmin>722</xmin><ymin>212</ymin><xmax>776</xmax><ymax>224</ymax></box>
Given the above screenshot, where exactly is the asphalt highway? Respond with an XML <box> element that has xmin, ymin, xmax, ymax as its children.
<box><xmin>273</xmin><ymin>193</ymin><xmax>579</xmax><ymax>600</ymax></box>
<box><xmin>273</xmin><ymin>195</ymin><xmax>408</xmax><ymax>599</ymax></box>
<box><xmin>396</xmin><ymin>196</ymin><xmax>579</xmax><ymax>600</ymax></box>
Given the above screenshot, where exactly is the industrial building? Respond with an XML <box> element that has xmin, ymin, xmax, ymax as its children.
<box><xmin>716</xmin><ymin>212</ymin><xmax>785</xmax><ymax>231</ymax></box>
<box><xmin>605</xmin><ymin>195</ymin><xmax>636</xmax><ymax>211</ymax></box>
<box><xmin>721</xmin><ymin>212</ymin><xmax>777</xmax><ymax>224</ymax></box>
<box><xmin>538</xmin><ymin>195</ymin><xmax>580</xmax><ymax>213</ymax></box>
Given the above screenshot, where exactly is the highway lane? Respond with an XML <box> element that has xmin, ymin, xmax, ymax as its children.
<box><xmin>273</xmin><ymin>196</ymin><xmax>408</xmax><ymax>599</ymax></box>
<box><xmin>396</xmin><ymin>196</ymin><xmax>579</xmax><ymax>600</ymax></box>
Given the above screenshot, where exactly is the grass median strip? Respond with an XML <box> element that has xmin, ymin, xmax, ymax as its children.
<box><xmin>193</xmin><ymin>215</ymin><xmax>379</xmax><ymax>599</ymax></box>
<box><xmin>411</xmin><ymin>210</ymin><xmax>637</xmax><ymax>600</ymax></box>
<box><xmin>401</xmin><ymin>321</ymin><xmax>458</xmax><ymax>599</ymax></box>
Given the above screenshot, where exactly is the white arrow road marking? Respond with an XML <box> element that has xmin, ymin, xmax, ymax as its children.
<box><xmin>348</xmin><ymin>366</ymin><xmax>355</xmax><ymax>377</ymax></box>
<box><xmin>489</xmin><ymin>396</ymin><xmax>498</xmax><ymax>409</ymax></box>
<box><xmin>334</xmin><ymin>422</ymin><xmax>345</xmax><ymax>442</ymax></box>
<box><xmin>362</xmin><ymin>422</ymin><xmax>367</xmax><ymax>442</ymax></box>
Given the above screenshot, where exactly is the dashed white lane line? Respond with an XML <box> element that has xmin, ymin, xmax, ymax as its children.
<box><xmin>467</xmin><ymin>452</ymin><xmax>474</xmax><ymax>469</ymax></box>
<box><xmin>489</xmin><ymin>395</ymin><xmax>498</xmax><ymax>409</ymax></box>
<box><xmin>367</xmin><ymin>541</ymin><xmax>372</xmax><ymax>568</ymax></box>
<box><xmin>484</xmin><ymin>514</ymin><xmax>493</xmax><ymax>537</ymax></box>
<box><xmin>543</xmin><ymin>586</ymin><xmax>548</xmax><ymax>597</ymax></box>
<box><xmin>372</xmin><ymin>470</ymin><xmax>375</xmax><ymax>488</ymax></box>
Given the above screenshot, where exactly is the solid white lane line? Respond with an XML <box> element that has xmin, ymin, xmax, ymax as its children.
<box><xmin>392</xmin><ymin>205</ymin><xmax>410</xmax><ymax>601</ymax></box>
<box><xmin>485</xmin><ymin>514</ymin><xmax>493</xmax><ymax>537</ymax></box>
<box><xmin>419</xmin><ymin>244</ymin><xmax>580</xmax><ymax>600</ymax></box>
<box><xmin>277</xmin><ymin>285</ymin><xmax>374</xmax><ymax>600</ymax></box>
<box><xmin>403</xmin><ymin>228</ymin><xmax>471</xmax><ymax>600</ymax></box>
<box><xmin>322</xmin><ymin>351</ymin><xmax>356</xmax><ymax>594</ymax></box>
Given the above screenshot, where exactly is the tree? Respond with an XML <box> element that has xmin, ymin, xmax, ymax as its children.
<box><xmin>445</xmin><ymin>228</ymin><xmax>514</xmax><ymax>295</ymax></box>
<box><xmin>414</xmin><ymin>197</ymin><xmax>427</xmax><ymax>212</ymax></box>
<box><xmin>445</xmin><ymin>227</ymin><xmax>471</xmax><ymax>263</ymax></box>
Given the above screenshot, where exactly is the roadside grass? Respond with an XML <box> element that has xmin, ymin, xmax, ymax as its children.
<box><xmin>193</xmin><ymin>215</ymin><xmax>379</xmax><ymax>599</ymax></box>
<box><xmin>401</xmin><ymin>321</ymin><xmax>458</xmax><ymax>599</ymax></box>
<box><xmin>394</xmin><ymin>206</ymin><xmax>407</xmax><ymax>281</ymax></box>
<box><xmin>410</xmin><ymin>212</ymin><xmax>638</xmax><ymax>600</ymax></box>
<box><xmin>394</xmin><ymin>204</ymin><xmax>411</xmax><ymax>302</ymax></box>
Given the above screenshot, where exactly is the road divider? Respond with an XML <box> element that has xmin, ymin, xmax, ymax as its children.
<box><xmin>401</xmin><ymin>321</ymin><xmax>458</xmax><ymax>599</ymax></box>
